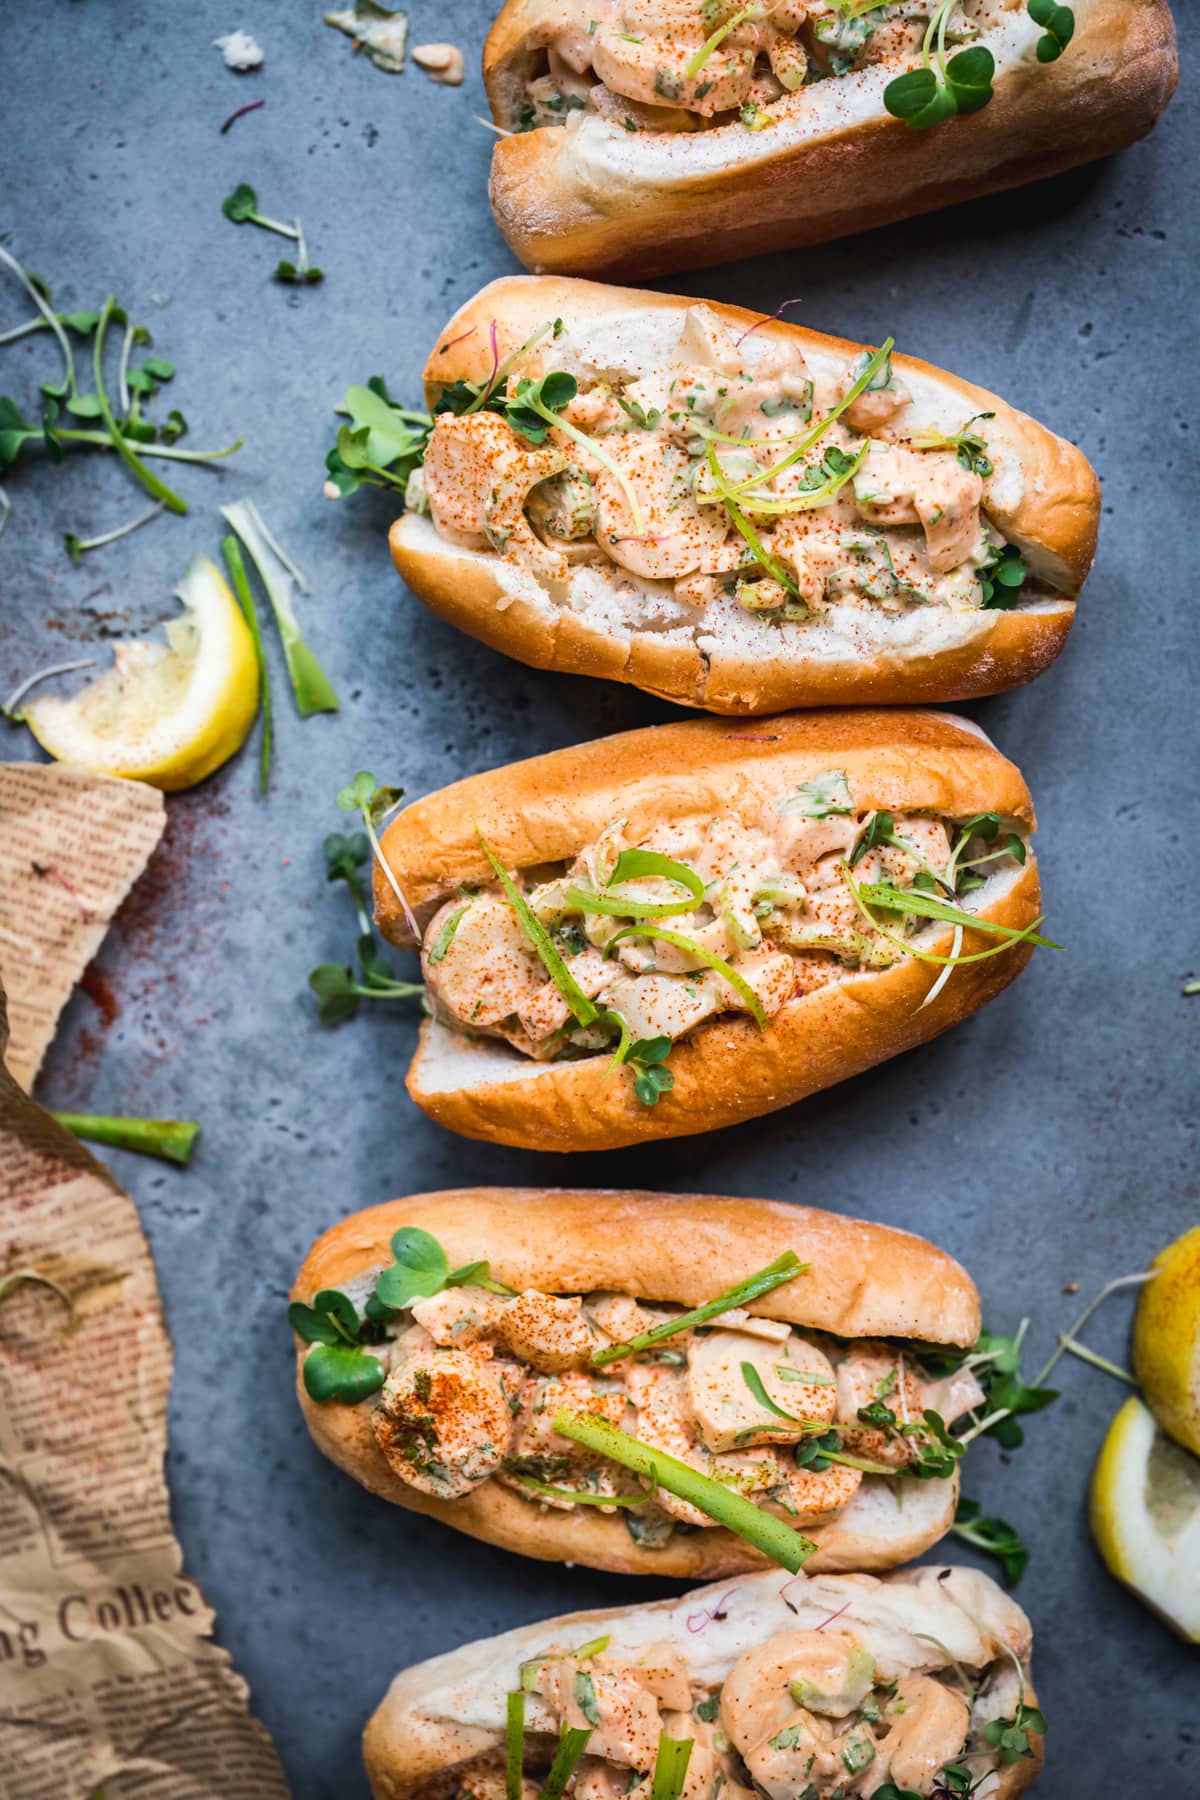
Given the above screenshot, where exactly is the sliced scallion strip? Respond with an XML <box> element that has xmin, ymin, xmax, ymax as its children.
<box><xmin>513</xmin><ymin>1471</ymin><xmax>655</xmax><ymax>1507</ymax></box>
<box><xmin>841</xmin><ymin>864</ymin><xmax>1056</xmax><ymax>969</ymax></box>
<box><xmin>540</xmin><ymin>1724</ymin><xmax>593</xmax><ymax>1800</ymax></box>
<box><xmin>650</xmin><ymin>1733</ymin><xmax>695</xmax><ymax>1800</ymax></box>
<box><xmin>686</xmin><ymin>7</ymin><xmax>752</xmax><ymax>78</ymax></box>
<box><xmin>564</xmin><ymin>851</ymin><xmax>705</xmax><ymax>918</ymax></box>
<box><xmin>552</xmin><ymin>1411</ymin><xmax>818</xmax><ymax>1572</ymax></box>
<box><xmin>610</xmin><ymin>848</ymin><xmax>705</xmax><ymax>899</ymax></box>
<box><xmin>721</xmin><ymin>339</ymin><xmax>894</xmax><ymax>499</ymax></box>
<box><xmin>741</xmin><ymin>1360</ymin><xmax>808</xmax><ymax>1423</ymax></box>
<box><xmin>856</xmin><ymin>881</ymin><xmax>1061</xmax><ymax>949</ymax></box>
<box><xmin>505</xmin><ymin>1690</ymin><xmax>525</xmax><ymax>1800</ymax></box>
<box><xmin>706</xmin><ymin>448</ymin><xmax>799</xmax><ymax>594</ymax></box>
<box><xmin>604</xmin><ymin>922</ymin><xmax>770</xmax><ymax>1029</ymax></box>
<box><xmin>591</xmin><ymin>1250</ymin><xmax>804</xmax><ymax>1367</ymax></box>
<box><xmin>724</xmin><ymin>440</ymin><xmax>869</xmax><ymax>516</ymax></box>
<box><xmin>478</xmin><ymin>829</ymin><xmax>600</xmax><ymax>1027</ymax></box>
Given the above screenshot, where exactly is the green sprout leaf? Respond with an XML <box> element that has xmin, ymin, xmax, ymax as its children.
<box><xmin>374</xmin><ymin>1226</ymin><xmax>450</xmax><ymax>1310</ymax></box>
<box><xmin>221</xmin><ymin>499</ymin><xmax>338</xmax><ymax>716</ymax></box>
<box><xmin>952</xmin><ymin>1496</ymin><xmax>1029</xmax><ymax>1586</ymax></box>
<box><xmin>780</xmin><ymin>769</ymin><xmax>852</xmax><ymax>818</ymax></box>
<box><xmin>288</xmin><ymin>1289</ymin><xmax>386</xmax><ymax>1402</ymax></box>
<box><xmin>945</xmin><ymin>45</ymin><xmax>995</xmax><ymax>114</ymax></box>
<box><xmin>983</xmin><ymin>1701</ymin><xmax>1046</xmax><ymax>1764</ymax></box>
<box><xmin>1028</xmin><ymin>0</ymin><xmax>1074</xmax><ymax>60</ymax></box>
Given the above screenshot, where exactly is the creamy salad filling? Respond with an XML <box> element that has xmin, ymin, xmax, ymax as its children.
<box><xmin>445</xmin><ymin>1618</ymin><xmax>1027</xmax><ymax>1800</ymax></box>
<box><xmin>418</xmin><ymin>787</ymin><xmax>1032</xmax><ymax>1067</ymax></box>
<box><xmin>412</xmin><ymin>303</ymin><xmax>1033</xmax><ymax>639</ymax></box>
<box><xmin>356</xmin><ymin>1275</ymin><xmax>983</xmax><ymax>1541</ymax></box>
<box><xmin>514</xmin><ymin>0</ymin><xmax>1022</xmax><ymax>135</ymax></box>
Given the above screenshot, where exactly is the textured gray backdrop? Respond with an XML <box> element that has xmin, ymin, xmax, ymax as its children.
<box><xmin>2</xmin><ymin>3</ymin><xmax>1195</xmax><ymax>1794</ymax></box>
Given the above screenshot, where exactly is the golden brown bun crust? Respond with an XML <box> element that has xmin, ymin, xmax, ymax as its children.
<box><xmin>375</xmin><ymin>710</ymin><xmax>1040</xmax><ymax>1151</ymax></box>
<box><xmin>296</xmin><ymin>1189</ymin><xmax>981</xmax><ymax>1343</ymax></box>
<box><xmin>393</xmin><ymin>277</ymin><xmax>1097</xmax><ymax>709</ymax></box>
<box><xmin>294</xmin><ymin>1188</ymin><xmax>978</xmax><ymax>1577</ymax></box>
<box><xmin>485</xmin><ymin>1</ymin><xmax>1177</xmax><ymax>279</ymax></box>
<box><xmin>390</xmin><ymin>515</ymin><xmax>1075</xmax><ymax>714</ymax></box>
<box><xmin>361</xmin><ymin>1567</ymin><xmax>1040</xmax><ymax>1800</ymax></box>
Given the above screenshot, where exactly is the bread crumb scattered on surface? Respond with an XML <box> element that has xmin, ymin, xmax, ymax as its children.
<box><xmin>214</xmin><ymin>30</ymin><xmax>265</xmax><ymax>71</ymax></box>
<box><xmin>412</xmin><ymin>43</ymin><xmax>464</xmax><ymax>85</ymax></box>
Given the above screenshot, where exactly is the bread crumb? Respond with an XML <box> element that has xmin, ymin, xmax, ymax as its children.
<box><xmin>214</xmin><ymin>29</ymin><xmax>265</xmax><ymax>71</ymax></box>
<box><xmin>412</xmin><ymin>42</ymin><xmax>464</xmax><ymax>85</ymax></box>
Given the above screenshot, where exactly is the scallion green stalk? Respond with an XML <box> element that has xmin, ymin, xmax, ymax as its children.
<box><xmin>591</xmin><ymin>1250</ymin><xmax>804</xmax><ymax>1367</ymax></box>
<box><xmin>52</xmin><ymin>1114</ymin><xmax>199</xmax><ymax>1166</ymax></box>
<box><xmin>552</xmin><ymin>1411</ymin><xmax>817</xmax><ymax>1571</ymax></box>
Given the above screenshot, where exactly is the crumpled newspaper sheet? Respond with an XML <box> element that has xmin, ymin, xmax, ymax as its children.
<box><xmin>0</xmin><ymin>762</ymin><xmax>288</xmax><ymax>1798</ymax></box>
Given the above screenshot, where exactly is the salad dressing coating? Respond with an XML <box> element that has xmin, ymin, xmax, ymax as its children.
<box><xmin>363</xmin><ymin>1278</ymin><xmax>984</xmax><ymax>1543</ymax></box>
<box><xmin>417</xmin><ymin>302</ymin><xmax>1022</xmax><ymax>642</ymax></box>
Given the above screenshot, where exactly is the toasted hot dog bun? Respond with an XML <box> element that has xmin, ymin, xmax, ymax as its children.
<box><xmin>375</xmin><ymin>709</ymin><xmax>1042</xmax><ymax>1151</ymax></box>
<box><xmin>294</xmin><ymin>1188</ymin><xmax>979</xmax><ymax>1577</ymax></box>
<box><xmin>484</xmin><ymin>0</ymin><xmax>1177</xmax><ymax>279</ymax></box>
<box><xmin>363</xmin><ymin>1565</ymin><xmax>1041</xmax><ymax>1800</ymax></box>
<box><xmin>390</xmin><ymin>277</ymin><xmax>1099</xmax><ymax>712</ymax></box>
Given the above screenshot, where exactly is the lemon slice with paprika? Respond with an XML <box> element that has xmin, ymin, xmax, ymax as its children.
<box><xmin>25</xmin><ymin>557</ymin><xmax>259</xmax><ymax>792</ymax></box>
<box><xmin>1089</xmin><ymin>1394</ymin><xmax>1200</xmax><ymax>1641</ymax></box>
<box><xmin>1132</xmin><ymin>1224</ymin><xmax>1200</xmax><ymax>1456</ymax></box>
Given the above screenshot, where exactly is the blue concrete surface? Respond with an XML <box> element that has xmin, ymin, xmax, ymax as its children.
<box><xmin>1</xmin><ymin>3</ymin><xmax>1195</xmax><ymax>1794</ymax></box>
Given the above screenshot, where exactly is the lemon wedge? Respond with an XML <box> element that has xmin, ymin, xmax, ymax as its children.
<box><xmin>26</xmin><ymin>557</ymin><xmax>259</xmax><ymax>792</ymax></box>
<box><xmin>1090</xmin><ymin>1394</ymin><xmax>1200</xmax><ymax>1641</ymax></box>
<box><xmin>1132</xmin><ymin>1224</ymin><xmax>1200</xmax><ymax>1456</ymax></box>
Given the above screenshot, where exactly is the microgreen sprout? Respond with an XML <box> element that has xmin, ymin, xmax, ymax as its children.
<box><xmin>222</xmin><ymin>182</ymin><xmax>299</xmax><ymax>239</ymax></box>
<box><xmin>309</xmin><ymin>819</ymin><xmax>423</xmax><ymax>1023</ymax></box>
<box><xmin>326</xmin><ymin>377</ymin><xmax>433</xmax><ymax>498</ymax></box>
<box><xmin>371</xmin><ymin>1224</ymin><xmax>514</xmax><ymax>1312</ymax></box>
<box><xmin>883</xmin><ymin>1</ymin><xmax>996</xmax><ymax>128</ymax></box>
<box><xmin>0</xmin><ymin>253</ymin><xmax>243</xmax><ymax>522</ymax></box>
<box><xmin>288</xmin><ymin>1289</ymin><xmax>387</xmax><ymax>1402</ymax></box>
<box><xmin>951</xmin><ymin>1497</ymin><xmax>1029</xmax><ymax>1586</ymax></box>
<box><xmin>983</xmin><ymin>1701</ymin><xmax>1046</xmax><ymax>1765</ymax></box>
<box><xmin>221</xmin><ymin>499</ymin><xmax>338</xmax><ymax>716</ymax></box>
<box><xmin>64</xmin><ymin>502</ymin><xmax>164</xmax><ymax>565</ymax></box>
<box><xmin>51</xmin><ymin>1114</ymin><xmax>199</xmax><ymax>1166</ymax></box>
<box><xmin>910</xmin><ymin>412</ymin><xmax>995</xmax><ymax>477</ymax></box>
<box><xmin>1028</xmin><ymin>0</ymin><xmax>1074</xmax><ymax>61</ymax></box>
<box><xmin>223</xmin><ymin>186</ymin><xmax>323</xmax><ymax>284</ymax></box>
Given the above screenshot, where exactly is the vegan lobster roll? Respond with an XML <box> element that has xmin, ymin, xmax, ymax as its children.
<box><xmin>389</xmin><ymin>277</ymin><xmax>1099</xmax><ymax>712</ymax></box>
<box><xmin>363</xmin><ymin>1564</ymin><xmax>1042</xmax><ymax>1799</ymax></box>
<box><xmin>373</xmin><ymin>709</ymin><xmax>1052</xmax><ymax>1151</ymax></box>
<box><xmin>483</xmin><ymin>0</ymin><xmax>1176</xmax><ymax>279</ymax></box>
<box><xmin>291</xmin><ymin>1188</ymin><xmax>994</xmax><ymax>1578</ymax></box>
